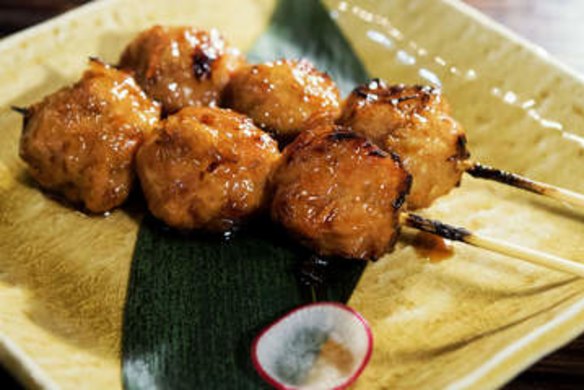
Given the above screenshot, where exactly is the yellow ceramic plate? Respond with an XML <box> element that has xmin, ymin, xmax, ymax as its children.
<box><xmin>1</xmin><ymin>0</ymin><xmax>583</xmax><ymax>389</ymax></box>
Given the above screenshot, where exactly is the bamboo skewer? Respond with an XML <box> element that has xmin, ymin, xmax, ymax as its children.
<box><xmin>400</xmin><ymin>212</ymin><xmax>584</xmax><ymax>277</ymax></box>
<box><xmin>11</xmin><ymin>106</ymin><xmax>29</xmax><ymax>116</ymax></box>
<box><xmin>460</xmin><ymin>161</ymin><xmax>584</xmax><ymax>209</ymax></box>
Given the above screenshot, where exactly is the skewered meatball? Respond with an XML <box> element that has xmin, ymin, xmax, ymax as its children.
<box><xmin>119</xmin><ymin>26</ymin><xmax>244</xmax><ymax>114</ymax></box>
<box><xmin>223</xmin><ymin>59</ymin><xmax>341</xmax><ymax>140</ymax></box>
<box><xmin>271</xmin><ymin>125</ymin><xmax>411</xmax><ymax>260</ymax></box>
<box><xmin>19</xmin><ymin>58</ymin><xmax>160</xmax><ymax>213</ymax></box>
<box><xmin>136</xmin><ymin>107</ymin><xmax>280</xmax><ymax>232</ymax></box>
<box><xmin>338</xmin><ymin>79</ymin><xmax>469</xmax><ymax>210</ymax></box>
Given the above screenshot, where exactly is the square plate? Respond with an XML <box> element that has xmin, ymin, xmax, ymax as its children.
<box><xmin>1</xmin><ymin>0</ymin><xmax>584</xmax><ymax>388</ymax></box>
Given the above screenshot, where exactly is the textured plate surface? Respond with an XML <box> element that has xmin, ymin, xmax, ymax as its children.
<box><xmin>0</xmin><ymin>0</ymin><xmax>583</xmax><ymax>389</ymax></box>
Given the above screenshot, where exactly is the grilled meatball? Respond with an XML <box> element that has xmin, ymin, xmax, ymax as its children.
<box><xmin>338</xmin><ymin>79</ymin><xmax>469</xmax><ymax>210</ymax></box>
<box><xmin>19</xmin><ymin>58</ymin><xmax>160</xmax><ymax>213</ymax></box>
<box><xmin>271</xmin><ymin>125</ymin><xmax>411</xmax><ymax>260</ymax></box>
<box><xmin>136</xmin><ymin>107</ymin><xmax>280</xmax><ymax>232</ymax></box>
<box><xmin>119</xmin><ymin>26</ymin><xmax>244</xmax><ymax>114</ymax></box>
<box><xmin>223</xmin><ymin>59</ymin><xmax>341</xmax><ymax>140</ymax></box>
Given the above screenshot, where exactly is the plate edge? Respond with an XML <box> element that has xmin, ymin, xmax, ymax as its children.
<box><xmin>435</xmin><ymin>1</ymin><xmax>584</xmax><ymax>387</ymax></box>
<box><xmin>442</xmin><ymin>0</ymin><xmax>584</xmax><ymax>86</ymax></box>
<box><xmin>0</xmin><ymin>0</ymin><xmax>117</xmax><ymax>53</ymax></box>
<box><xmin>0</xmin><ymin>333</ymin><xmax>59</xmax><ymax>390</ymax></box>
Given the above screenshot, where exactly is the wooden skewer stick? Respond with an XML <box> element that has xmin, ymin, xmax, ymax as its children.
<box><xmin>460</xmin><ymin>161</ymin><xmax>584</xmax><ymax>209</ymax></box>
<box><xmin>400</xmin><ymin>212</ymin><xmax>584</xmax><ymax>277</ymax></box>
<box><xmin>12</xmin><ymin>106</ymin><xmax>31</xmax><ymax>127</ymax></box>
<box><xmin>11</xmin><ymin>106</ymin><xmax>29</xmax><ymax>116</ymax></box>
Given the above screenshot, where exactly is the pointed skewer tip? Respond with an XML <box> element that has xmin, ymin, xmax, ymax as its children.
<box><xmin>463</xmin><ymin>161</ymin><xmax>584</xmax><ymax>210</ymax></box>
<box><xmin>400</xmin><ymin>211</ymin><xmax>584</xmax><ymax>278</ymax></box>
<box><xmin>11</xmin><ymin>106</ymin><xmax>29</xmax><ymax>116</ymax></box>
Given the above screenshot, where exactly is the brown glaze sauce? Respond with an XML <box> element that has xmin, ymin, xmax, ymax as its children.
<box><xmin>412</xmin><ymin>231</ymin><xmax>454</xmax><ymax>262</ymax></box>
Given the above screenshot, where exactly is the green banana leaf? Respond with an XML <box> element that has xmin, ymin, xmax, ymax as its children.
<box><xmin>122</xmin><ymin>0</ymin><xmax>369</xmax><ymax>388</ymax></box>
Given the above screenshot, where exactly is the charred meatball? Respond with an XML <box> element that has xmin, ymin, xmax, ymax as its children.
<box><xmin>19</xmin><ymin>58</ymin><xmax>160</xmax><ymax>213</ymax></box>
<box><xmin>119</xmin><ymin>26</ymin><xmax>244</xmax><ymax>114</ymax></box>
<box><xmin>223</xmin><ymin>59</ymin><xmax>341</xmax><ymax>140</ymax></box>
<box><xmin>338</xmin><ymin>79</ymin><xmax>469</xmax><ymax>210</ymax></box>
<box><xmin>271</xmin><ymin>126</ymin><xmax>411</xmax><ymax>260</ymax></box>
<box><xmin>136</xmin><ymin>107</ymin><xmax>280</xmax><ymax>232</ymax></box>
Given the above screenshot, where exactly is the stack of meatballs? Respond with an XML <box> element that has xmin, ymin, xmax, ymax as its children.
<box><xmin>19</xmin><ymin>26</ymin><xmax>468</xmax><ymax>261</ymax></box>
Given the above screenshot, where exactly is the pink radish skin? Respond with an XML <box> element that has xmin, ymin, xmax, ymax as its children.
<box><xmin>252</xmin><ymin>302</ymin><xmax>373</xmax><ymax>390</ymax></box>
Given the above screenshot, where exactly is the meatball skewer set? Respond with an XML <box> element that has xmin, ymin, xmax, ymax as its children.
<box><xmin>338</xmin><ymin>79</ymin><xmax>584</xmax><ymax>210</ymax></box>
<box><xmin>271</xmin><ymin>125</ymin><xmax>584</xmax><ymax>276</ymax></box>
<box><xmin>15</xmin><ymin>26</ymin><xmax>584</xmax><ymax>277</ymax></box>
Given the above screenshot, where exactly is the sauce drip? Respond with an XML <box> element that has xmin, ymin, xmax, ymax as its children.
<box><xmin>412</xmin><ymin>231</ymin><xmax>454</xmax><ymax>262</ymax></box>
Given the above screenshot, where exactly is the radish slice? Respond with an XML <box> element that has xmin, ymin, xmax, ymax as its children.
<box><xmin>252</xmin><ymin>302</ymin><xmax>373</xmax><ymax>389</ymax></box>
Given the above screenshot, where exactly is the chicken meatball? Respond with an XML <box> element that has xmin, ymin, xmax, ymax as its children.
<box><xmin>136</xmin><ymin>107</ymin><xmax>280</xmax><ymax>232</ymax></box>
<box><xmin>223</xmin><ymin>59</ymin><xmax>341</xmax><ymax>140</ymax></box>
<box><xmin>338</xmin><ymin>79</ymin><xmax>469</xmax><ymax>210</ymax></box>
<box><xmin>119</xmin><ymin>26</ymin><xmax>244</xmax><ymax>114</ymax></box>
<box><xmin>19</xmin><ymin>58</ymin><xmax>160</xmax><ymax>213</ymax></box>
<box><xmin>271</xmin><ymin>125</ymin><xmax>411</xmax><ymax>260</ymax></box>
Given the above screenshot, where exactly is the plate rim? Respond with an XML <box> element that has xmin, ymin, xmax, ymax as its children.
<box><xmin>1</xmin><ymin>0</ymin><xmax>584</xmax><ymax>389</ymax></box>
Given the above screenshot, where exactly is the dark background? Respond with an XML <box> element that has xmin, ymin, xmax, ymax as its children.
<box><xmin>1</xmin><ymin>0</ymin><xmax>583</xmax><ymax>389</ymax></box>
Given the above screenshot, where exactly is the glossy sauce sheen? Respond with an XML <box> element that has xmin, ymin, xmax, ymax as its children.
<box><xmin>136</xmin><ymin>107</ymin><xmax>280</xmax><ymax>232</ymax></box>
<box><xmin>119</xmin><ymin>25</ymin><xmax>244</xmax><ymax>114</ymax></box>
<box><xmin>223</xmin><ymin>59</ymin><xmax>341</xmax><ymax>139</ymax></box>
<box><xmin>271</xmin><ymin>125</ymin><xmax>411</xmax><ymax>260</ymax></box>
<box><xmin>339</xmin><ymin>79</ymin><xmax>469</xmax><ymax>210</ymax></box>
<box><xmin>19</xmin><ymin>59</ymin><xmax>160</xmax><ymax>213</ymax></box>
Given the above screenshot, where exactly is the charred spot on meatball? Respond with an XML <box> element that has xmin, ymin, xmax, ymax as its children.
<box><xmin>450</xmin><ymin>134</ymin><xmax>471</xmax><ymax>161</ymax></box>
<box><xmin>192</xmin><ymin>48</ymin><xmax>215</xmax><ymax>80</ymax></box>
<box><xmin>339</xmin><ymin>79</ymin><xmax>469</xmax><ymax>210</ymax></box>
<box><xmin>271</xmin><ymin>125</ymin><xmax>411</xmax><ymax>260</ymax></box>
<box><xmin>119</xmin><ymin>26</ymin><xmax>245</xmax><ymax>114</ymax></box>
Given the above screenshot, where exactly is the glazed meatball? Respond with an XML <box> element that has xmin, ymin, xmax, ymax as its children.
<box><xmin>136</xmin><ymin>107</ymin><xmax>281</xmax><ymax>232</ymax></box>
<box><xmin>271</xmin><ymin>126</ymin><xmax>411</xmax><ymax>260</ymax></box>
<box><xmin>119</xmin><ymin>26</ymin><xmax>244</xmax><ymax>114</ymax></box>
<box><xmin>338</xmin><ymin>79</ymin><xmax>469</xmax><ymax>210</ymax></box>
<box><xmin>223</xmin><ymin>59</ymin><xmax>341</xmax><ymax>140</ymax></box>
<box><xmin>19</xmin><ymin>58</ymin><xmax>160</xmax><ymax>213</ymax></box>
